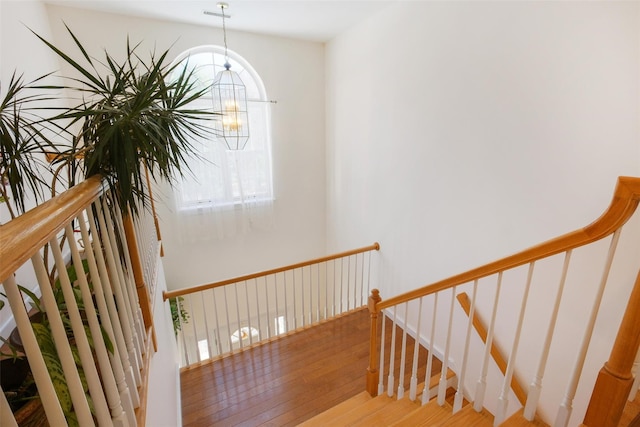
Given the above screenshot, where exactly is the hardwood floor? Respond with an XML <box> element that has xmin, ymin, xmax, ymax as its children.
<box><xmin>180</xmin><ymin>308</ymin><xmax>441</xmax><ymax>426</ymax></box>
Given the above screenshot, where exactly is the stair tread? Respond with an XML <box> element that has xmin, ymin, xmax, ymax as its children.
<box><xmin>350</xmin><ymin>395</ymin><xmax>421</xmax><ymax>427</ymax></box>
<box><xmin>439</xmin><ymin>404</ymin><xmax>494</xmax><ymax>427</ymax></box>
<box><xmin>391</xmin><ymin>399</ymin><xmax>454</xmax><ymax>427</ymax></box>
<box><xmin>501</xmin><ymin>408</ymin><xmax>550</xmax><ymax>427</ymax></box>
<box><xmin>327</xmin><ymin>393</ymin><xmax>403</xmax><ymax>425</ymax></box>
<box><xmin>297</xmin><ymin>391</ymin><xmax>372</xmax><ymax>426</ymax></box>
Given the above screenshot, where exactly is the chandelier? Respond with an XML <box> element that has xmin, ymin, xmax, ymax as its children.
<box><xmin>211</xmin><ymin>2</ymin><xmax>250</xmax><ymax>150</ymax></box>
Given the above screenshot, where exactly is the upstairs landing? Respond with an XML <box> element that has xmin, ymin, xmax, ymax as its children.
<box><xmin>180</xmin><ymin>308</ymin><xmax>441</xmax><ymax>426</ymax></box>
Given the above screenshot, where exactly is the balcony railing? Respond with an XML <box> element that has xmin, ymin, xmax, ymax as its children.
<box><xmin>163</xmin><ymin>243</ymin><xmax>380</xmax><ymax>368</ymax></box>
<box><xmin>0</xmin><ymin>175</ymin><xmax>160</xmax><ymax>426</ymax></box>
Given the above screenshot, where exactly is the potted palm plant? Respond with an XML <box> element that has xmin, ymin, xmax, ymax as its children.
<box><xmin>33</xmin><ymin>24</ymin><xmax>213</xmax><ymax>214</ymax></box>
<box><xmin>1</xmin><ymin>24</ymin><xmax>213</xmax><ymax>425</ymax></box>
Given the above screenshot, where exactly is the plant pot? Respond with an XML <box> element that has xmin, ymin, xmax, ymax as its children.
<box><xmin>8</xmin><ymin>311</ymin><xmax>44</xmax><ymax>353</ymax></box>
<box><xmin>0</xmin><ymin>357</ymin><xmax>29</xmax><ymax>389</ymax></box>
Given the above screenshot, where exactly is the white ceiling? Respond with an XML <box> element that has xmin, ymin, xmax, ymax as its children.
<box><xmin>44</xmin><ymin>0</ymin><xmax>393</xmax><ymax>42</ymax></box>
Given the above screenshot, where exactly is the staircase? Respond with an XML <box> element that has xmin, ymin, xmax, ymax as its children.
<box><xmin>300</xmin><ymin>372</ymin><xmax>549</xmax><ymax>427</ymax></box>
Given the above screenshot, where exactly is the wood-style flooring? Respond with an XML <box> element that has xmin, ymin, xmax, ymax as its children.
<box><xmin>180</xmin><ymin>308</ymin><xmax>441</xmax><ymax>426</ymax></box>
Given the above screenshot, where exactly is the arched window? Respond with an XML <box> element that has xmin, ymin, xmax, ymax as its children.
<box><xmin>170</xmin><ymin>46</ymin><xmax>273</xmax><ymax>212</ymax></box>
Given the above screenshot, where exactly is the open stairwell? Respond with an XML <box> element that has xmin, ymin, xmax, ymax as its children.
<box><xmin>300</xmin><ymin>371</ymin><xmax>549</xmax><ymax>427</ymax></box>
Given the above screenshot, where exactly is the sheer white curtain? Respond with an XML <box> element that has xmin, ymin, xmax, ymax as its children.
<box><xmin>171</xmin><ymin>46</ymin><xmax>274</xmax><ymax>241</ymax></box>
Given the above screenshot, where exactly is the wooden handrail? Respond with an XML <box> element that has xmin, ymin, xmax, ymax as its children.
<box><xmin>456</xmin><ymin>292</ymin><xmax>527</xmax><ymax>406</ymax></box>
<box><xmin>0</xmin><ymin>175</ymin><xmax>106</xmax><ymax>283</ymax></box>
<box><xmin>378</xmin><ymin>176</ymin><xmax>640</xmax><ymax>310</ymax></box>
<box><xmin>162</xmin><ymin>242</ymin><xmax>381</xmax><ymax>301</ymax></box>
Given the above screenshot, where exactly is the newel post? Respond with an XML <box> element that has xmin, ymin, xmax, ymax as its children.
<box><xmin>367</xmin><ymin>289</ymin><xmax>382</xmax><ymax>397</ymax></box>
<box><xmin>583</xmin><ymin>269</ymin><xmax>640</xmax><ymax>427</ymax></box>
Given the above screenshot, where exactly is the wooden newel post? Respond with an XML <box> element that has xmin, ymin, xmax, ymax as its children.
<box><xmin>367</xmin><ymin>289</ymin><xmax>382</xmax><ymax>397</ymax></box>
<box><xmin>123</xmin><ymin>212</ymin><xmax>158</xmax><ymax>351</ymax></box>
<box><xmin>583</xmin><ymin>269</ymin><xmax>640</xmax><ymax>427</ymax></box>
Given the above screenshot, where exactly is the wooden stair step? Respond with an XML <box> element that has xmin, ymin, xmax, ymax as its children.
<box><xmin>349</xmin><ymin>395</ymin><xmax>421</xmax><ymax>427</ymax></box>
<box><xmin>439</xmin><ymin>404</ymin><xmax>494</xmax><ymax>426</ymax></box>
<box><xmin>391</xmin><ymin>399</ymin><xmax>454</xmax><ymax>427</ymax></box>
<box><xmin>297</xmin><ymin>391</ymin><xmax>372</xmax><ymax>426</ymax></box>
<box><xmin>326</xmin><ymin>393</ymin><xmax>405</xmax><ymax>425</ymax></box>
<box><xmin>500</xmin><ymin>408</ymin><xmax>550</xmax><ymax>426</ymax></box>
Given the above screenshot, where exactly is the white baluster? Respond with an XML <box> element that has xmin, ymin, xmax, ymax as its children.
<box><xmin>474</xmin><ymin>272</ymin><xmax>503</xmax><ymax>412</ymax></box>
<box><xmin>325</xmin><ymin>262</ymin><xmax>329</xmax><ymax>319</ymax></box>
<box><xmin>273</xmin><ymin>275</ymin><xmax>281</xmax><ymax>335</ymax></box>
<box><xmin>177</xmin><ymin>296</ymin><xmax>190</xmax><ymax>366</ymax></box>
<box><xmin>308</xmin><ymin>266</ymin><xmax>313</xmax><ymax>324</ymax></box>
<box><xmin>283</xmin><ymin>274</ymin><xmax>289</xmax><ymax>333</ymax></box>
<box><xmin>97</xmin><ymin>200</ymin><xmax>142</xmax><ymax>384</ymax></box>
<box><xmin>409</xmin><ymin>297</ymin><xmax>424</xmax><ymax>401</ymax></box>
<box><xmin>438</xmin><ymin>286</ymin><xmax>457</xmax><ymax>406</ymax></box>
<box><xmin>524</xmin><ymin>251</ymin><xmax>572</xmax><ymax>420</ymax></box>
<box><xmin>454</xmin><ymin>280</ymin><xmax>479</xmax><ymax>413</ymax></box>
<box><xmin>1</xmin><ymin>386</ymin><xmax>18</xmax><ymax>427</ymax></box>
<box><xmin>246</xmin><ymin>281</ymin><xmax>254</xmax><ymax>345</ymax></box>
<box><xmin>378</xmin><ymin>312</ymin><xmax>387</xmax><ymax>396</ymax></box>
<box><xmin>264</xmin><ymin>277</ymin><xmax>272</xmax><ymax>339</ymax></box>
<box><xmin>210</xmin><ymin>289</ymin><xmax>222</xmax><ymax>355</ymax></box>
<box><xmin>66</xmin><ymin>222</ymin><xmax>121</xmax><ymax>426</ymax></box>
<box><xmin>31</xmin><ymin>252</ymin><xmax>96</xmax><ymax>426</ymax></box>
<box><xmin>495</xmin><ymin>262</ymin><xmax>535</xmax><ymax>426</ymax></box>
<box><xmin>88</xmin><ymin>205</ymin><xmax>140</xmax><ymax>408</ymax></box>
<box><xmin>3</xmin><ymin>274</ymin><xmax>67</xmax><ymax>426</ymax></box>
<box><xmin>106</xmin><ymin>201</ymin><xmax>144</xmax><ymax>363</ymax></box>
<box><xmin>78</xmin><ymin>210</ymin><xmax>134</xmax><ymax>426</ymax></box>
<box><xmin>50</xmin><ymin>236</ymin><xmax>105</xmax><ymax>426</ymax></box>
<box><xmin>234</xmin><ymin>283</ymin><xmax>242</xmax><ymax>348</ymax></box>
<box><xmin>422</xmin><ymin>293</ymin><xmax>439</xmax><ymax>405</ymax></box>
<box><xmin>348</xmin><ymin>256</ymin><xmax>352</xmax><ymax>311</ymax></box>
<box><xmin>201</xmin><ymin>291</ymin><xmax>213</xmax><ymax>359</ymax></box>
<box><xmin>301</xmin><ymin>267</ymin><xmax>306</xmax><ymax>327</ymax></box>
<box><xmin>317</xmin><ymin>263</ymin><xmax>321</xmax><ymax>322</ymax></box>
<box><xmin>253</xmin><ymin>279</ymin><xmax>261</xmax><ymax>341</ymax></box>
<box><xmin>223</xmin><ymin>286</ymin><xmax>233</xmax><ymax>350</ymax></box>
<box><xmin>367</xmin><ymin>251</ymin><xmax>373</xmax><ymax>303</ymax></box>
<box><xmin>397</xmin><ymin>302</ymin><xmax>409</xmax><ymax>399</ymax></box>
<box><xmin>388</xmin><ymin>306</ymin><xmax>398</xmax><ymax>397</ymax></box>
<box><xmin>555</xmin><ymin>230</ymin><xmax>621</xmax><ymax>427</ymax></box>
<box><xmin>360</xmin><ymin>254</ymin><xmax>365</xmax><ymax>307</ymax></box>
<box><xmin>112</xmin><ymin>205</ymin><xmax>146</xmax><ymax>354</ymax></box>
<box><xmin>292</xmin><ymin>269</ymin><xmax>298</xmax><ymax>330</ymax></box>
<box><xmin>186</xmin><ymin>294</ymin><xmax>200</xmax><ymax>362</ymax></box>
<box><xmin>333</xmin><ymin>260</ymin><xmax>337</xmax><ymax>317</ymax></box>
<box><xmin>340</xmin><ymin>258</ymin><xmax>344</xmax><ymax>314</ymax></box>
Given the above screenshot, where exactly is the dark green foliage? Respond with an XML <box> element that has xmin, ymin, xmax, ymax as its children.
<box><xmin>33</xmin><ymin>25</ymin><xmax>214</xmax><ymax>215</ymax></box>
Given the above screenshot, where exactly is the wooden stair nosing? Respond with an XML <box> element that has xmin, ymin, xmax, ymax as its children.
<box><xmin>349</xmin><ymin>395</ymin><xmax>421</xmax><ymax>427</ymax></box>
<box><xmin>439</xmin><ymin>404</ymin><xmax>495</xmax><ymax>427</ymax></box>
<box><xmin>296</xmin><ymin>391</ymin><xmax>371</xmax><ymax>426</ymax></box>
<box><xmin>390</xmin><ymin>399</ymin><xmax>454</xmax><ymax>427</ymax></box>
<box><xmin>500</xmin><ymin>408</ymin><xmax>550</xmax><ymax>427</ymax></box>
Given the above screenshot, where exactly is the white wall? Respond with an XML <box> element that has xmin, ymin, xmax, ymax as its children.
<box><xmin>327</xmin><ymin>1</ymin><xmax>639</xmax><ymax>288</ymax></box>
<box><xmin>326</xmin><ymin>1</ymin><xmax>640</xmax><ymax>424</ymax></box>
<box><xmin>0</xmin><ymin>0</ymin><xmax>65</xmax><ymax>336</ymax></box>
<box><xmin>42</xmin><ymin>4</ymin><xmax>327</xmax><ymax>290</ymax></box>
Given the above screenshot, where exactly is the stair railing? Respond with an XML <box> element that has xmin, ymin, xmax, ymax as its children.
<box><xmin>0</xmin><ymin>175</ymin><xmax>159</xmax><ymax>426</ymax></box>
<box><xmin>163</xmin><ymin>242</ymin><xmax>380</xmax><ymax>368</ymax></box>
<box><xmin>367</xmin><ymin>176</ymin><xmax>640</xmax><ymax>427</ymax></box>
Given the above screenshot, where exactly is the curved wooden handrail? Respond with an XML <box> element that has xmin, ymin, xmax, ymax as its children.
<box><xmin>378</xmin><ymin>176</ymin><xmax>640</xmax><ymax>310</ymax></box>
<box><xmin>0</xmin><ymin>175</ymin><xmax>106</xmax><ymax>283</ymax></box>
<box><xmin>163</xmin><ymin>242</ymin><xmax>381</xmax><ymax>301</ymax></box>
